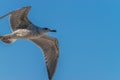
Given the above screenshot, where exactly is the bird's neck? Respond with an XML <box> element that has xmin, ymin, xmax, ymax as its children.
<box><xmin>37</xmin><ymin>27</ymin><xmax>46</xmax><ymax>34</ymax></box>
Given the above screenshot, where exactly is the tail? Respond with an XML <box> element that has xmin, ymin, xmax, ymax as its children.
<box><xmin>0</xmin><ymin>36</ymin><xmax>16</xmax><ymax>44</ymax></box>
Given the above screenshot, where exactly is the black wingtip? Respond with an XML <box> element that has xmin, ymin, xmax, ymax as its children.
<box><xmin>48</xmin><ymin>71</ymin><xmax>52</xmax><ymax>80</ymax></box>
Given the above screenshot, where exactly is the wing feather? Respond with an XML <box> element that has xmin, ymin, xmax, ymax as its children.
<box><xmin>0</xmin><ymin>6</ymin><xmax>32</xmax><ymax>31</ymax></box>
<box><xmin>9</xmin><ymin>6</ymin><xmax>32</xmax><ymax>31</ymax></box>
<box><xmin>30</xmin><ymin>36</ymin><xmax>59</xmax><ymax>80</ymax></box>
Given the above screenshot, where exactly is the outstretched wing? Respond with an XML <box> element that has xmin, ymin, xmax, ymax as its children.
<box><xmin>30</xmin><ymin>35</ymin><xmax>59</xmax><ymax>80</ymax></box>
<box><xmin>10</xmin><ymin>6</ymin><xmax>32</xmax><ymax>31</ymax></box>
<box><xmin>0</xmin><ymin>6</ymin><xmax>32</xmax><ymax>31</ymax></box>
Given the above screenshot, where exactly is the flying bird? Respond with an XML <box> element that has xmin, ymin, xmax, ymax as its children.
<box><xmin>0</xmin><ymin>6</ymin><xmax>59</xmax><ymax>80</ymax></box>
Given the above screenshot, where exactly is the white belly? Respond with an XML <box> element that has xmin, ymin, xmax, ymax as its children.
<box><xmin>12</xmin><ymin>29</ymin><xmax>42</xmax><ymax>39</ymax></box>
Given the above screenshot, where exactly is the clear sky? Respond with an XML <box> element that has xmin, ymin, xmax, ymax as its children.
<box><xmin>0</xmin><ymin>0</ymin><xmax>120</xmax><ymax>80</ymax></box>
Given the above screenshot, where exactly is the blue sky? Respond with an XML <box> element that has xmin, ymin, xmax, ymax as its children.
<box><xmin>0</xmin><ymin>0</ymin><xmax>120</xmax><ymax>80</ymax></box>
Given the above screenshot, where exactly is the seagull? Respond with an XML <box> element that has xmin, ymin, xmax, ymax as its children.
<box><xmin>0</xmin><ymin>6</ymin><xmax>59</xmax><ymax>80</ymax></box>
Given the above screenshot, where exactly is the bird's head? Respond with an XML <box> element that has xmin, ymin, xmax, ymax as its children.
<box><xmin>42</xmin><ymin>27</ymin><xmax>57</xmax><ymax>33</ymax></box>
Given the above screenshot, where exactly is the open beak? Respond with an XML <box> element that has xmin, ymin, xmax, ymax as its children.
<box><xmin>50</xmin><ymin>30</ymin><xmax>57</xmax><ymax>32</ymax></box>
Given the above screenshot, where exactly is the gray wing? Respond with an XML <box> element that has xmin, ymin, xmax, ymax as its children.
<box><xmin>30</xmin><ymin>35</ymin><xmax>59</xmax><ymax>80</ymax></box>
<box><xmin>10</xmin><ymin>6</ymin><xmax>32</xmax><ymax>31</ymax></box>
<box><xmin>0</xmin><ymin>6</ymin><xmax>32</xmax><ymax>31</ymax></box>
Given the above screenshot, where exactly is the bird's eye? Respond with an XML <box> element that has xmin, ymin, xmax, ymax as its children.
<box><xmin>44</xmin><ymin>28</ymin><xmax>48</xmax><ymax>30</ymax></box>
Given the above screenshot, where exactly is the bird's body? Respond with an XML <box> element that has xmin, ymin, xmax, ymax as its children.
<box><xmin>0</xmin><ymin>6</ymin><xmax>59</xmax><ymax>80</ymax></box>
<box><xmin>4</xmin><ymin>24</ymin><xmax>45</xmax><ymax>39</ymax></box>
